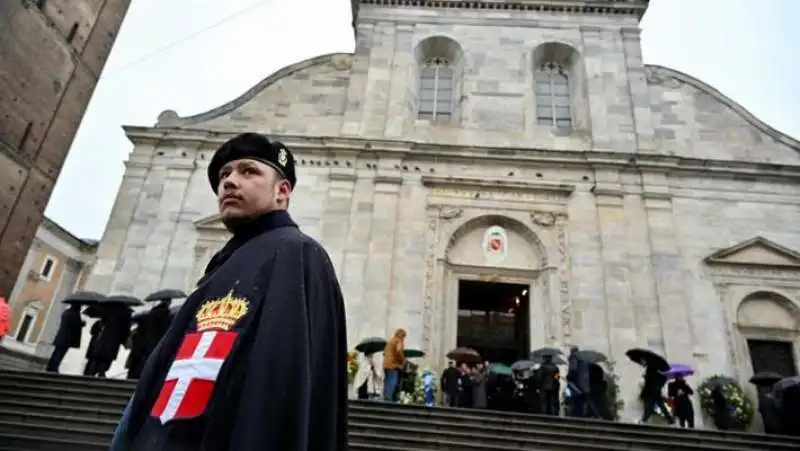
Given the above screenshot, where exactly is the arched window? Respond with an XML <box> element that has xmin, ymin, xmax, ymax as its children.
<box><xmin>534</xmin><ymin>61</ymin><xmax>571</xmax><ymax>128</ymax></box>
<box><xmin>419</xmin><ymin>57</ymin><xmax>454</xmax><ymax>121</ymax></box>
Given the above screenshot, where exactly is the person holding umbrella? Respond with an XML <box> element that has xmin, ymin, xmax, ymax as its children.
<box><xmin>627</xmin><ymin>348</ymin><xmax>674</xmax><ymax>425</ymax></box>
<box><xmin>382</xmin><ymin>329</ymin><xmax>407</xmax><ymax>402</ymax></box>
<box><xmin>88</xmin><ymin>295</ymin><xmax>138</xmax><ymax>377</ymax></box>
<box><xmin>665</xmin><ymin>364</ymin><xmax>696</xmax><ymax>428</ymax></box>
<box><xmin>128</xmin><ymin>289</ymin><xmax>183</xmax><ymax>379</ymax></box>
<box><xmin>45</xmin><ymin>291</ymin><xmax>103</xmax><ymax>372</ymax></box>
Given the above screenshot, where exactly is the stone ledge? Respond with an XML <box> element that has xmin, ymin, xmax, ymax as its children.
<box><xmin>421</xmin><ymin>175</ymin><xmax>575</xmax><ymax>196</ymax></box>
<box><xmin>358</xmin><ymin>0</ymin><xmax>648</xmax><ymax>18</ymax></box>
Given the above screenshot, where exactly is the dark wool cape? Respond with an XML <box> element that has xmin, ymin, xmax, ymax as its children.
<box><xmin>113</xmin><ymin>211</ymin><xmax>348</xmax><ymax>451</ymax></box>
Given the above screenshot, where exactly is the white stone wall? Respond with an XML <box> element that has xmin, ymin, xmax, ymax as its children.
<box><xmin>72</xmin><ymin>1</ymin><xmax>800</xmax><ymax>427</ymax></box>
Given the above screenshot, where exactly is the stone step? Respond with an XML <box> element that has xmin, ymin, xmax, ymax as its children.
<box><xmin>0</xmin><ymin>405</ymin><xmax>763</xmax><ymax>451</ymax></box>
<box><xmin>2</xmin><ymin>370</ymin><xmax>799</xmax><ymax>451</ymax></box>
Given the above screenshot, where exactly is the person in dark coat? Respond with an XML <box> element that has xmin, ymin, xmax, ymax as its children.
<box><xmin>639</xmin><ymin>366</ymin><xmax>674</xmax><ymax>424</ymax></box>
<box><xmin>110</xmin><ymin>133</ymin><xmax>348</xmax><ymax>451</ymax></box>
<box><xmin>90</xmin><ymin>303</ymin><xmax>132</xmax><ymax>377</ymax></box>
<box><xmin>567</xmin><ymin>347</ymin><xmax>596</xmax><ymax>417</ymax></box>
<box><xmin>711</xmin><ymin>385</ymin><xmax>732</xmax><ymax>430</ymax></box>
<box><xmin>440</xmin><ymin>361</ymin><xmax>460</xmax><ymax>407</ymax></box>
<box><xmin>46</xmin><ymin>304</ymin><xmax>85</xmax><ymax>372</ymax></box>
<box><xmin>667</xmin><ymin>376</ymin><xmax>695</xmax><ymax>428</ymax></box>
<box><xmin>471</xmin><ymin>362</ymin><xmax>488</xmax><ymax>409</ymax></box>
<box><xmin>128</xmin><ymin>300</ymin><xmax>173</xmax><ymax>379</ymax></box>
<box><xmin>757</xmin><ymin>389</ymin><xmax>779</xmax><ymax>434</ymax></box>
<box><xmin>588</xmin><ymin>364</ymin><xmax>611</xmax><ymax>420</ymax></box>
<box><xmin>457</xmin><ymin>363</ymin><xmax>473</xmax><ymax>407</ymax></box>
<box><xmin>538</xmin><ymin>355</ymin><xmax>560</xmax><ymax>416</ymax></box>
<box><xmin>83</xmin><ymin>319</ymin><xmax>104</xmax><ymax>376</ymax></box>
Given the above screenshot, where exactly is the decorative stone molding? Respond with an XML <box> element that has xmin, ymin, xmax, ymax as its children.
<box><xmin>421</xmin><ymin>211</ymin><xmax>440</xmax><ymax>349</ymax></box>
<box><xmin>357</xmin><ymin>0</ymin><xmax>648</xmax><ymax>18</ymax></box>
<box><xmin>531</xmin><ymin>211</ymin><xmax>556</xmax><ymax>227</ymax></box>
<box><xmin>439</xmin><ymin>207</ymin><xmax>463</xmax><ymax>221</ymax></box>
<box><xmin>555</xmin><ymin>213</ymin><xmax>572</xmax><ymax>344</ymax></box>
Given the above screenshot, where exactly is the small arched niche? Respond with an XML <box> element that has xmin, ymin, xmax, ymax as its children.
<box><xmin>445</xmin><ymin>215</ymin><xmax>545</xmax><ymax>271</ymax></box>
<box><xmin>531</xmin><ymin>42</ymin><xmax>588</xmax><ymax>132</ymax></box>
<box><xmin>412</xmin><ymin>36</ymin><xmax>465</xmax><ymax>124</ymax></box>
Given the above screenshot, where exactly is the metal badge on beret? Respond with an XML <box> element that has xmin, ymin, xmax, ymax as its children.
<box><xmin>278</xmin><ymin>148</ymin><xmax>287</xmax><ymax>166</ymax></box>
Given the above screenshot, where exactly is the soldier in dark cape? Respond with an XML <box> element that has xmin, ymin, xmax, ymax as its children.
<box><xmin>90</xmin><ymin>303</ymin><xmax>132</xmax><ymax>377</ymax></box>
<box><xmin>128</xmin><ymin>300</ymin><xmax>173</xmax><ymax>379</ymax></box>
<box><xmin>111</xmin><ymin>133</ymin><xmax>348</xmax><ymax>451</ymax></box>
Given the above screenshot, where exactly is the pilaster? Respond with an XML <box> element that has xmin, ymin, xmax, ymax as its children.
<box><xmin>384</xmin><ymin>24</ymin><xmax>414</xmax><ymax>138</ymax></box>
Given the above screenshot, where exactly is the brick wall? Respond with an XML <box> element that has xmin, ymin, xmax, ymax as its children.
<box><xmin>0</xmin><ymin>0</ymin><xmax>131</xmax><ymax>296</ymax></box>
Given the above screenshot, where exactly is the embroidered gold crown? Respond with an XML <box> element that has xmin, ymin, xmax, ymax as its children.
<box><xmin>195</xmin><ymin>291</ymin><xmax>248</xmax><ymax>331</ymax></box>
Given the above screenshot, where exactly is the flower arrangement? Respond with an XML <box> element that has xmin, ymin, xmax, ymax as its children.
<box><xmin>396</xmin><ymin>368</ymin><xmax>439</xmax><ymax>405</ymax></box>
<box><xmin>347</xmin><ymin>351</ymin><xmax>359</xmax><ymax>384</ymax></box>
<box><xmin>697</xmin><ymin>375</ymin><xmax>754</xmax><ymax>431</ymax></box>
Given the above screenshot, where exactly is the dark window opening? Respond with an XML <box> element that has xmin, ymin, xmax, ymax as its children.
<box><xmin>66</xmin><ymin>23</ymin><xmax>79</xmax><ymax>44</ymax></box>
<box><xmin>456</xmin><ymin>279</ymin><xmax>530</xmax><ymax>365</ymax></box>
<box><xmin>41</xmin><ymin>258</ymin><xmax>55</xmax><ymax>278</ymax></box>
<box><xmin>16</xmin><ymin>314</ymin><xmax>34</xmax><ymax>342</ymax></box>
<box><xmin>748</xmin><ymin>339</ymin><xmax>797</xmax><ymax>377</ymax></box>
<box><xmin>19</xmin><ymin>122</ymin><xmax>32</xmax><ymax>150</ymax></box>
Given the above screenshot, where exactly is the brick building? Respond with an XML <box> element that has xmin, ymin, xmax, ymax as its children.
<box><xmin>0</xmin><ymin>0</ymin><xmax>131</xmax><ymax>297</ymax></box>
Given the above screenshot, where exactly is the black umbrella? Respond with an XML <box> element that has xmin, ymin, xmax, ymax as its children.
<box><xmin>105</xmin><ymin>294</ymin><xmax>143</xmax><ymax>307</ymax></box>
<box><xmin>355</xmin><ymin>337</ymin><xmax>387</xmax><ymax>355</ymax></box>
<box><xmin>749</xmin><ymin>371</ymin><xmax>784</xmax><ymax>387</ymax></box>
<box><xmin>446</xmin><ymin>347</ymin><xmax>482</xmax><ymax>364</ymax></box>
<box><xmin>531</xmin><ymin>347</ymin><xmax>563</xmax><ymax>358</ymax></box>
<box><xmin>144</xmin><ymin>289</ymin><xmax>187</xmax><ymax>303</ymax></box>
<box><xmin>772</xmin><ymin>375</ymin><xmax>800</xmax><ymax>394</ymax></box>
<box><xmin>575</xmin><ymin>349</ymin><xmax>607</xmax><ymax>364</ymax></box>
<box><xmin>511</xmin><ymin>360</ymin><xmax>535</xmax><ymax>371</ymax></box>
<box><xmin>625</xmin><ymin>348</ymin><xmax>669</xmax><ymax>372</ymax></box>
<box><xmin>83</xmin><ymin>305</ymin><xmax>104</xmax><ymax>318</ymax></box>
<box><xmin>404</xmin><ymin>348</ymin><xmax>425</xmax><ymax>359</ymax></box>
<box><xmin>62</xmin><ymin>291</ymin><xmax>105</xmax><ymax>306</ymax></box>
<box><xmin>532</xmin><ymin>354</ymin><xmax>566</xmax><ymax>365</ymax></box>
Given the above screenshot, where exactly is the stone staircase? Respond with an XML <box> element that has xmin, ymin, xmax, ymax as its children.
<box><xmin>0</xmin><ymin>369</ymin><xmax>798</xmax><ymax>450</ymax></box>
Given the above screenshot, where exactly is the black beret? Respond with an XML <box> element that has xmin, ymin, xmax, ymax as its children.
<box><xmin>207</xmin><ymin>133</ymin><xmax>297</xmax><ymax>193</ymax></box>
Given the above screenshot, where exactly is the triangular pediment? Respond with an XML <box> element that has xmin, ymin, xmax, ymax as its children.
<box><xmin>193</xmin><ymin>214</ymin><xmax>229</xmax><ymax>232</ymax></box>
<box><xmin>704</xmin><ymin>236</ymin><xmax>800</xmax><ymax>268</ymax></box>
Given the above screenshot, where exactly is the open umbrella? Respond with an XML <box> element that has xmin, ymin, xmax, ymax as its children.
<box><xmin>511</xmin><ymin>360</ymin><xmax>535</xmax><ymax>372</ymax></box>
<box><xmin>488</xmin><ymin>362</ymin><xmax>513</xmax><ymax>376</ymax></box>
<box><xmin>447</xmin><ymin>347</ymin><xmax>481</xmax><ymax>363</ymax></box>
<box><xmin>355</xmin><ymin>337</ymin><xmax>387</xmax><ymax>354</ymax></box>
<box><xmin>144</xmin><ymin>289</ymin><xmax>187</xmax><ymax>303</ymax></box>
<box><xmin>772</xmin><ymin>375</ymin><xmax>800</xmax><ymax>394</ymax></box>
<box><xmin>105</xmin><ymin>294</ymin><xmax>143</xmax><ymax>307</ymax></box>
<box><xmin>625</xmin><ymin>348</ymin><xmax>669</xmax><ymax>372</ymax></box>
<box><xmin>749</xmin><ymin>371</ymin><xmax>784</xmax><ymax>387</ymax></box>
<box><xmin>404</xmin><ymin>348</ymin><xmax>425</xmax><ymax>359</ymax></box>
<box><xmin>531</xmin><ymin>347</ymin><xmax>563</xmax><ymax>358</ymax></box>
<box><xmin>531</xmin><ymin>354</ymin><xmax>566</xmax><ymax>365</ymax></box>
<box><xmin>575</xmin><ymin>349</ymin><xmax>607</xmax><ymax>364</ymax></box>
<box><xmin>62</xmin><ymin>291</ymin><xmax>105</xmax><ymax>306</ymax></box>
<box><xmin>664</xmin><ymin>363</ymin><xmax>694</xmax><ymax>379</ymax></box>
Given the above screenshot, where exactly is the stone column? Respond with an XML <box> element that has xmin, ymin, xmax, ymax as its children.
<box><xmin>320</xmin><ymin>170</ymin><xmax>356</xmax><ymax>278</ymax></box>
<box><xmin>360</xmin><ymin>21</ymin><xmax>396</xmax><ymax>137</ymax></box>
<box><xmin>384</xmin><ymin>24</ymin><xmax>414</xmax><ymax>138</ymax></box>
<box><xmin>338</xmin><ymin>164</ymin><xmax>372</xmax><ymax>345</ymax></box>
<box><xmin>155</xmin><ymin>162</ymin><xmax>196</xmax><ymax>293</ymax></box>
<box><xmin>363</xmin><ymin>159</ymin><xmax>402</xmax><ymax>338</ymax></box>
<box><xmin>620</xmin><ymin>27</ymin><xmax>656</xmax><ymax>153</ymax></box>
<box><xmin>642</xmin><ymin>172</ymin><xmax>693</xmax><ymax>361</ymax></box>
<box><xmin>341</xmin><ymin>23</ymin><xmax>375</xmax><ymax>136</ymax></box>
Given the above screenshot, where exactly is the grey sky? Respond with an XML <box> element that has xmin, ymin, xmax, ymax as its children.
<box><xmin>44</xmin><ymin>0</ymin><xmax>800</xmax><ymax>240</ymax></box>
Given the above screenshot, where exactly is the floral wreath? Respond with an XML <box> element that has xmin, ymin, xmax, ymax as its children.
<box><xmin>697</xmin><ymin>375</ymin><xmax>754</xmax><ymax>431</ymax></box>
<box><xmin>347</xmin><ymin>351</ymin><xmax>359</xmax><ymax>384</ymax></box>
<box><xmin>399</xmin><ymin>368</ymin><xmax>439</xmax><ymax>405</ymax></box>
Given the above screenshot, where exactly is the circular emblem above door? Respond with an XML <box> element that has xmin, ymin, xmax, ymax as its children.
<box><xmin>482</xmin><ymin>225</ymin><xmax>508</xmax><ymax>264</ymax></box>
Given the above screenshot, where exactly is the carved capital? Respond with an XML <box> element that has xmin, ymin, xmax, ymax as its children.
<box><xmin>439</xmin><ymin>207</ymin><xmax>463</xmax><ymax>221</ymax></box>
<box><xmin>531</xmin><ymin>211</ymin><xmax>556</xmax><ymax>227</ymax></box>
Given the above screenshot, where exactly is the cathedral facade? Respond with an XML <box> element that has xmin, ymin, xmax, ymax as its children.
<box><xmin>75</xmin><ymin>0</ymin><xmax>799</xmax><ymax>418</ymax></box>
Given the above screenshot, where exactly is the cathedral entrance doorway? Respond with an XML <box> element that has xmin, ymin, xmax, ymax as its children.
<box><xmin>456</xmin><ymin>279</ymin><xmax>530</xmax><ymax>365</ymax></box>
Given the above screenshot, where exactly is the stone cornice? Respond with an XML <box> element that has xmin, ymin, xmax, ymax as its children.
<box><xmin>422</xmin><ymin>175</ymin><xmax>574</xmax><ymax>196</ymax></box>
<box><xmin>122</xmin><ymin>126</ymin><xmax>800</xmax><ymax>182</ymax></box>
<box><xmin>357</xmin><ymin>0</ymin><xmax>649</xmax><ymax>19</ymax></box>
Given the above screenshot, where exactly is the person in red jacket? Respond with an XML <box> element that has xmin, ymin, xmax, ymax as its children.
<box><xmin>0</xmin><ymin>296</ymin><xmax>10</xmax><ymax>340</ymax></box>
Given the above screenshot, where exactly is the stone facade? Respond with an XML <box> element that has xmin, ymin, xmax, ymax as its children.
<box><xmin>0</xmin><ymin>0</ymin><xmax>131</xmax><ymax>297</ymax></box>
<box><xmin>0</xmin><ymin>217</ymin><xmax>97</xmax><ymax>369</ymax></box>
<box><xmin>75</xmin><ymin>0</ymin><xmax>799</xmax><ymax>424</ymax></box>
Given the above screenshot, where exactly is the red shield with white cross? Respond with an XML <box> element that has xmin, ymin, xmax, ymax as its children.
<box><xmin>150</xmin><ymin>330</ymin><xmax>237</xmax><ymax>424</ymax></box>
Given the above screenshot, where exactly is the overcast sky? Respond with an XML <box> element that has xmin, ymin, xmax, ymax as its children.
<box><xmin>44</xmin><ymin>0</ymin><xmax>800</xmax><ymax>240</ymax></box>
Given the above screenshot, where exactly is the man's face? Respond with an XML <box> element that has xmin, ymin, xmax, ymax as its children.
<box><xmin>217</xmin><ymin>159</ymin><xmax>291</xmax><ymax>221</ymax></box>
